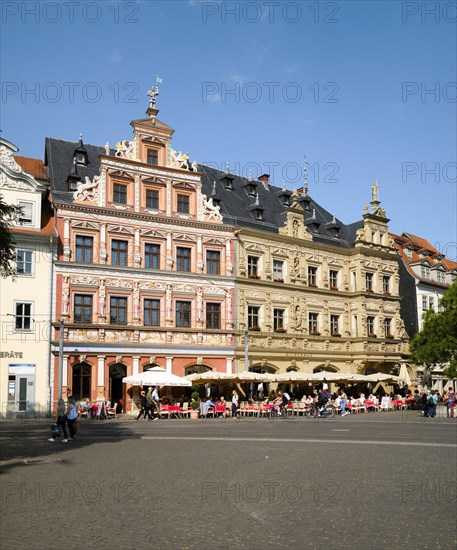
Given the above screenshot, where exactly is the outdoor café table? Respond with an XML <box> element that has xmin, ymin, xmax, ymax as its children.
<box><xmin>168</xmin><ymin>405</ymin><xmax>180</xmax><ymax>418</ymax></box>
<box><xmin>392</xmin><ymin>399</ymin><xmax>405</xmax><ymax>410</ymax></box>
<box><xmin>365</xmin><ymin>400</ymin><xmax>375</xmax><ymax>411</ymax></box>
<box><xmin>214</xmin><ymin>405</ymin><xmax>227</xmax><ymax>416</ymax></box>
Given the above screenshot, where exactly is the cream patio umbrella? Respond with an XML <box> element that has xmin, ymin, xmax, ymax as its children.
<box><xmin>398</xmin><ymin>363</ymin><xmax>412</xmax><ymax>386</ymax></box>
<box><xmin>234</xmin><ymin>371</ymin><xmax>277</xmax><ymax>383</ymax></box>
<box><xmin>185</xmin><ymin>371</ymin><xmax>235</xmax><ymax>384</ymax></box>
<box><xmin>364</xmin><ymin>372</ymin><xmax>401</xmax><ymax>383</ymax></box>
<box><xmin>273</xmin><ymin>371</ymin><xmax>319</xmax><ymax>383</ymax></box>
<box><xmin>122</xmin><ymin>366</ymin><xmax>191</xmax><ymax>387</ymax></box>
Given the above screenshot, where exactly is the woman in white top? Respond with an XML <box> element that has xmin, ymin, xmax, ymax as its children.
<box><xmin>231</xmin><ymin>390</ymin><xmax>239</xmax><ymax>417</ymax></box>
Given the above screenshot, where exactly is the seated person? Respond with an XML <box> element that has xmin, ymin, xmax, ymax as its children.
<box><xmin>359</xmin><ymin>393</ymin><xmax>366</xmax><ymax>405</ymax></box>
<box><xmin>305</xmin><ymin>395</ymin><xmax>314</xmax><ymax>406</ymax></box>
<box><xmin>205</xmin><ymin>396</ymin><xmax>216</xmax><ymax>410</ymax></box>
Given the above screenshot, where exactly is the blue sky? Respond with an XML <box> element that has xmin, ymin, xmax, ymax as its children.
<box><xmin>2</xmin><ymin>0</ymin><xmax>456</xmax><ymax>257</ymax></box>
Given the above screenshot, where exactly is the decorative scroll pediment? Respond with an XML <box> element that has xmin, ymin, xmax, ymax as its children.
<box><xmin>108</xmin><ymin>169</ymin><xmax>135</xmax><ymax>181</ymax></box>
<box><xmin>142</xmin><ymin>176</ymin><xmax>167</xmax><ymax>186</ymax></box>
<box><xmin>141</xmin><ymin>229</ymin><xmax>167</xmax><ymax>239</ymax></box>
<box><xmin>272</xmin><ymin>248</ymin><xmax>289</xmax><ymax>258</ymax></box>
<box><xmin>202</xmin><ymin>237</ymin><xmax>225</xmax><ymax>246</ymax></box>
<box><xmin>245</xmin><ymin>243</ymin><xmax>264</xmax><ymax>253</ymax></box>
<box><xmin>172</xmin><ymin>181</ymin><xmax>195</xmax><ymax>191</ymax></box>
<box><xmin>107</xmin><ymin>225</ymin><xmax>135</xmax><ymax>235</ymax></box>
<box><xmin>174</xmin><ymin>233</ymin><xmax>197</xmax><ymax>243</ymax></box>
<box><xmin>142</xmin><ymin>135</ymin><xmax>167</xmax><ymax>147</ymax></box>
<box><xmin>71</xmin><ymin>220</ymin><xmax>99</xmax><ymax>230</ymax></box>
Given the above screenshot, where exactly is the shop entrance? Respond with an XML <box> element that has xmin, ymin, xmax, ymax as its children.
<box><xmin>109</xmin><ymin>363</ymin><xmax>126</xmax><ymax>412</ymax></box>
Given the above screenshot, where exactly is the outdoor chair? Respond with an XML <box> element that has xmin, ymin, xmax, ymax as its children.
<box><xmin>160</xmin><ymin>405</ymin><xmax>170</xmax><ymax>419</ymax></box>
<box><xmin>180</xmin><ymin>402</ymin><xmax>190</xmax><ymax>418</ymax></box>
<box><xmin>107</xmin><ymin>402</ymin><xmax>117</xmax><ymax>419</ymax></box>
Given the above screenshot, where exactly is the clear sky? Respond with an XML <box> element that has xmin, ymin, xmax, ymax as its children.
<box><xmin>2</xmin><ymin>0</ymin><xmax>456</xmax><ymax>258</ymax></box>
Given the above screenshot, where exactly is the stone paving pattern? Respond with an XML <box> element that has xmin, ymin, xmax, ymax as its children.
<box><xmin>1</xmin><ymin>411</ymin><xmax>456</xmax><ymax>549</ymax></box>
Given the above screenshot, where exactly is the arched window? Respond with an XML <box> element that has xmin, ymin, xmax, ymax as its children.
<box><xmin>72</xmin><ymin>363</ymin><xmax>92</xmax><ymax>400</ymax></box>
<box><xmin>313</xmin><ymin>365</ymin><xmax>338</xmax><ymax>373</ymax></box>
<box><xmin>249</xmin><ymin>365</ymin><xmax>276</xmax><ymax>374</ymax></box>
<box><xmin>184</xmin><ymin>365</ymin><xmax>212</xmax><ymax>376</ymax></box>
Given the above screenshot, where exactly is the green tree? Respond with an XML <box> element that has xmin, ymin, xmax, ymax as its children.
<box><xmin>0</xmin><ymin>194</ymin><xmax>20</xmax><ymax>278</ymax></box>
<box><xmin>410</xmin><ymin>279</ymin><xmax>457</xmax><ymax>379</ymax></box>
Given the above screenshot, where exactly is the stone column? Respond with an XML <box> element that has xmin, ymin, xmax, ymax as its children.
<box><xmin>166</xmin><ymin>356</ymin><xmax>173</xmax><ymax>374</ymax></box>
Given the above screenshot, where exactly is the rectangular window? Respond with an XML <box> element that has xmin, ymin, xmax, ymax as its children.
<box><xmin>308</xmin><ymin>312</ymin><xmax>319</xmax><ymax>334</ymax></box>
<box><xmin>405</xmin><ymin>248</ymin><xmax>412</xmax><ymax>258</ymax></box>
<box><xmin>110</xmin><ymin>296</ymin><xmax>128</xmax><ymax>325</ymax></box>
<box><xmin>144</xmin><ymin>298</ymin><xmax>160</xmax><ymax>326</ymax></box>
<box><xmin>365</xmin><ymin>272</ymin><xmax>374</xmax><ymax>291</ymax></box>
<box><xmin>176</xmin><ymin>301</ymin><xmax>191</xmax><ymax>327</ymax></box>
<box><xmin>428</xmin><ymin>296</ymin><xmax>434</xmax><ymax>310</ymax></box>
<box><xmin>113</xmin><ymin>183</ymin><xmax>127</xmax><ymax>205</ymax></box>
<box><xmin>206</xmin><ymin>303</ymin><xmax>221</xmax><ymax>329</ymax></box>
<box><xmin>367</xmin><ymin>316</ymin><xmax>375</xmax><ymax>336</ymax></box>
<box><xmin>177</xmin><ymin>194</ymin><xmax>190</xmax><ymax>214</ymax></box>
<box><xmin>144</xmin><ymin>243</ymin><xmax>160</xmax><ymax>269</ymax></box>
<box><xmin>247</xmin><ymin>306</ymin><xmax>260</xmax><ymax>329</ymax></box>
<box><xmin>206</xmin><ymin>250</ymin><xmax>221</xmax><ymax>275</ymax></box>
<box><xmin>384</xmin><ymin>318</ymin><xmax>392</xmax><ymax>337</ymax></box>
<box><xmin>329</xmin><ymin>270</ymin><xmax>338</xmax><ymax>289</ymax></box>
<box><xmin>145</xmin><ymin>189</ymin><xmax>159</xmax><ymax>209</ymax></box>
<box><xmin>17</xmin><ymin>201</ymin><xmax>33</xmax><ymax>224</ymax></box>
<box><xmin>273</xmin><ymin>260</ymin><xmax>284</xmax><ymax>280</ymax></box>
<box><xmin>75</xmin><ymin>236</ymin><xmax>93</xmax><ymax>263</ymax></box>
<box><xmin>15</xmin><ymin>302</ymin><xmax>32</xmax><ymax>330</ymax></box>
<box><xmin>111</xmin><ymin>239</ymin><xmax>128</xmax><ymax>266</ymax></box>
<box><xmin>16</xmin><ymin>250</ymin><xmax>33</xmax><ymax>275</ymax></box>
<box><xmin>273</xmin><ymin>309</ymin><xmax>285</xmax><ymax>331</ymax></box>
<box><xmin>330</xmin><ymin>314</ymin><xmax>340</xmax><ymax>335</ymax></box>
<box><xmin>147</xmin><ymin>149</ymin><xmax>158</xmax><ymax>166</ymax></box>
<box><xmin>422</xmin><ymin>295</ymin><xmax>428</xmax><ymax>310</ymax></box>
<box><xmin>308</xmin><ymin>266</ymin><xmax>317</xmax><ymax>286</ymax></box>
<box><xmin>74</xmin><ymin>294</ymin><xmax>93</xmax><ymax>323</ymax></box>
<box><xmin>383</xmin><ymin>276</ymin><xmax>391</xmax><ymax>294</ymax></box>
<box><xmin>248</xmin><ymin>256</ymin><xmax>259</xmax><ymax>277</ymax></box>
<box><xmin>176</xmin><ymin>247</ymin><xmax>191</xmax><ymax>272</ymax></box>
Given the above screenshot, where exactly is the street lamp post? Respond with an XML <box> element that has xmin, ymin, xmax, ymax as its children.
<box><xmin>57</xmin><ymin>319</ymin><xmax>64</xmax><ymax>400</ymax></box>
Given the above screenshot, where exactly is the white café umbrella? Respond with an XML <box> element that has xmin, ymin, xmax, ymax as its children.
<box><xmin>186</xmin><ymin>371</ymin><xmax>234</xmax><ymax>383</ymax></box>
<box><xmin>398</xmin><ymin>363</ymin><xmax>412</xmax><ymax>386</ymax></box>
<box><xmin>364</xmin><ymin>372</ymin><xmax>401</xmax><ymax>383</ymax></box>
<box><xmin>274</xmin><ymin>371</ymin><xmax>318</xmax><ymax>383</ymax></box>
<box><xmin>123</xmin><ymin>366</ymin><xmax>191</xmax><ymax>387</ymax></box>
<box><xmin>234</xmin><ymin>371</ymin><xmax>277</xmax><ymax>383</ymax></box>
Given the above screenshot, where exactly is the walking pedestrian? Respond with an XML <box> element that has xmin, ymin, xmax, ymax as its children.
<box><xmin>427</xmin><ymin>390</ymin><xmax>437</xmax><ymax>418</ymax></box>
<box><xmin>66</xmin><ymin>397</ymin><xmax>79</xmax><ymax>440</ymax></box>
<box><xmin>445</xmin><ymin>387</ymin><xmax>456</xmax><ymax>418</ymax></box>
<box><xmin>48</xmin><ymin>397</ymin><xmax>69</xmax><ymax>443</ymax></box>
<box><xmin>145</xmin><ymin>387</ymin><xmax>154</xmax><ymax>420</ymax></box>
<box><xmin>340</xmin><ymin>390</ymin><xmax>348</xmax><ymax>416</ymax></box>
<box><xmin>136</xmin><ymin>390</ymin><xmax>147</xmax><ymax>420</ymax></box>
<box><xmin>152</xmin><ymin>386</ymin><xmax>161</xmax><ymax>420</ymax></box>
<box><xmin>231</xmin><ymin>389</ymin><xmax>239</xmax><ymax>417</ymax></box>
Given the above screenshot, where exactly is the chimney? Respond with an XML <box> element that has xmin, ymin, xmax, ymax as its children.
<box><xmin>258</xmin><ymin>173</ymin><xmax>269</xmax><ymax>189</ymax></box>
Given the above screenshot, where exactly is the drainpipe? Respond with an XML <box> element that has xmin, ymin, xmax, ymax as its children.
<box><xmin>47</xmin><ymin>236</ymin><xmax>55</xmax><ymax>415</ymax></box>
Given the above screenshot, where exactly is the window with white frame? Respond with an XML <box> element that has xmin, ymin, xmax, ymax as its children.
<box><xmin>405</xmin><ymin>248</ymin><xmax>412</xmax><ymax>258</ymax></box>
<box><xmin>421</xmin><ymin>266</ymin><xmax>431</xmax><ymax>279</ymax></box>
<box><xmin>15</xmin><ymin>302</ymin><xmax>33</xmax><ymax>330</ymax></box>
<box><xmin>16</xmin><ymin>250</ymin><xmax>33</xmax><ymax>275</ymax></box>
<box><xmin>273</xmin><ymin>260</ymin><xmax>284</xmax><ymax>281</ymax></box>
<box><xmin>384</xmin><ymin>318</ymin><xmax>392</xmax><ymax>337</ymax></box>
<box><xmin>422</xmin><ymin>295</ymin><xmax>428</xmax><ymax>310</ymax></box>
<box><xmin>366</xmin><ymin>316</ymin><xmax>375</xmax><ymax>336</ymax></box>
<box><xmin>247</xmin><ymin>256</ymin><xmax>259</xmax><ymax>277</ymax></box>
<box><xmin>428</xmin><ymin>296</ymin><xmax>434</xmax><ymax>310</ymax></box>
<box><xmin>365</xmin><ymin>272</ymin><xmax>374</xmax><ymax>291</ymax></box>
<box><xmin>247</xmin><ymin>306</ymin><xmax>260</xmax><ymax>329</ymax></box>
<box><xmin>17</xmin><ymin>201</ymin><xmax>34</xmax><ymax>224</ymax></box>
<box><xmin>383</xmin><ymin>275</ymin><xmax>391</xmax><ymax>294</ymax></box>
<box><xmin>308</xmin><ymin>266</ymin><xmax>318</xmax><ymax>286</ymax></box>
<box><xmin>308</xmin><ymin>312</ymin><xmax>319</xmax><ymax>334</ymax></box>
<box><xmin>329</xmin><ymin>270</ymin><xmax>339</xmax><ymax>289</ymax></box>
<box><xmin>273</xmin><ymin>308</ymin><xmax>285</xmax><ymax>331</ymax></box>
<box><xmin>330</xmin><ymin>314</ymin><xmax>340</xmax><ymax>335</ymax></box>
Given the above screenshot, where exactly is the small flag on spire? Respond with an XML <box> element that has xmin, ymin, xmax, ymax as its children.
<box><xmin>156</xmin><ymin>76</ymin><xmax>163</xmax><ymax>84</ymax></box>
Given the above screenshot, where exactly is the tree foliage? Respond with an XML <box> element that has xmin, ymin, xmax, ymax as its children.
<box><xmin>410</xmin><ymin>279</ymin><xmax>457</xmax><ymax>378</ymax></box>
<box><xmin>0</xmin><ymin>194</ymin><xmax>19</xmax><ymax>278</ymax></box>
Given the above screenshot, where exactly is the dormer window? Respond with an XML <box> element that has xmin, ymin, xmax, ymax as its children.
<box><xmin>220</xmin><ymin>173</ymin><xmax>234</xmax><ymax>191</ymax></box>
<box><xmin>405</xmin><ymin>248</ymin><xmax>413</xmax><ymax>258</ymax></box>
<box><xmin>247</xmin><ymin>184</ymin><xmax>256</xmax><ymax>197</ymax></box>
<box><xmin>73</xmin><ymin>135</ymin><xmax>88</xmax><ymax>166</ymax></box>
<box><xmin>76</xmin><ymin>152</ymin><xmax>86</xmax><ymax>165</ymax></box>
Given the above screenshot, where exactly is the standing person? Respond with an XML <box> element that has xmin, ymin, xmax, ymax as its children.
<box><xmin>136</xmin><ymin>390</ymin><xmax>147</xmax><ymax>420</ymax></box>
<box><xmin>428</xmin><ymin>390</ymin><xmax>437</xmax><ymax>418</ymax></box>
<box><xmin>152</xmin><ymin>386</ymin><xmax>161</xmax><ymax>420</ymax></box>
<box><xmin>48</xmin><ymin>397</ymin><xmax>69</xmax><ymax>443</ymax></box>
<box><xmin>231</xmin><ymin>390</ymin><xmax>239</xmax><ymax>418</ymax></box>
<box><xmin>421</xmin><ymin>391</ymin><xmax>430</xmax><ymax>417</ymax></box>
<box><xmin>445</xmin><ymin>387</ymin><xmax>456</xmax><ymax>418</ymax></box>
<box><xmin>66</xmin><ymin>397</ymin><xmax>78</xmax><ymax>440</ymax></box>
<box><xmin>340</xmin><ymin>390</ymin><xmax>348</xmax><ymax>416</ymax></box>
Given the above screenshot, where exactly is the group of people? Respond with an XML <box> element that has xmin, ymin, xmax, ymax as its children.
<box><xmin>48</xmin><ymin>396</ymin><xmax>78</xmax><ymax>443</ymax></box>
<box><xmin>136</xmin><ymin>386</ymin><xmax>162</xmax><ymax>420</ymax></box>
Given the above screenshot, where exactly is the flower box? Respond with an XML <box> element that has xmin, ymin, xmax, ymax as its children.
<box><xmin>248</xmin><ymin>326</ymin><xmax>261</xmax><ymax>331</ymax></box>
<box><xmin>249</xmin><ymin>274</ymin><xmax>261</xmax><ymax>280</ymax></box>
<box><xmin>368</xmin><ymin>334</ymin><xmax>377</xmax><ymax>338</ymax></box>
<box><xmin>383</xmin><ymin>291</ymin><xmax>391</xmax><ymax>296</ymax></box>
<box><xmin>366</xmin><ymin>289</ymin><xmax>374</xmax><ymax>293</ymax></box>
<box><xmin>330</xmin><ymin>286</ymin><xmax>339</xmax><ymax>291</ymax></box>
<box><xmin>331</xmin><ymin>332</ymin><xmax>341</xmax><ymax>337</ymax></box>
<box><xmin>275</xmin><ymin>328</ymin><xmax>287</xmax><ymax>333</ymax></box>
<box><xmin>308</xmin><ymin>283</ymin><xmax>317</xmax><ymax>288</ymax></box>
<box><xmin>385</xmin><ymin>334</ymin><xmax>394</xmax><ymax>339</ymax></box>
<box><xmin>274</xmin><ymin>278</ymin><xmax>284</xmax><ymax>283</ymax></box>
<box><xmin>310</xmin><ymin>331</ymin><xmax>321</xmax><ymax>336</ymax></box>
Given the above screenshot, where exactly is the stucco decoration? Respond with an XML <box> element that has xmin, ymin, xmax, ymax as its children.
<box><xmin>201</xmin><ymin>193</ymin><xmax>223</xmax><ymax>221</ymax></box>
<box><xmin>73</xmin><ymin>175</ymin><xmax>100</xmax><ymax>202</ymax></box>
<box><xmin>170</xmin><ymin>149</ymin><xmax>190</xmax><ymax>169</ymax></box>
<box><xmin>115</xmin><ymin>140</ymin><xmax>135</xmax><ymax>160</ymax></box>
<box><xmin>0</xmin><ymin>141</ymin><xmax>42</xmax><ymax>190</ymax></box>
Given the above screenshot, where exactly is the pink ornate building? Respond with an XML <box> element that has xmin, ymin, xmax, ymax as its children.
<box><xmin>46</xmin><ymin>89</ymin><xmax>235</xmax><ymax>410</ymax></box>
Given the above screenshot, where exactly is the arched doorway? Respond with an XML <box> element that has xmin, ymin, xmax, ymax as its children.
<box><xmin>72</xmin><ymin>363</ymin><xmax>92</xmax><ymax>401</ymax></box>
<box><xmin>184</xmin><ymin>365</ymin><xmax>212</xmax><ymax>376</ymax></box>
<box><xmin>142</xmin><ymin>362</ymin><xmax>161</xmax><ymax>372</ymax></box>
<box><xmin>313</xmin><ymin>365</ymin><xmax>338</xmax><ymax>373</ymax></box>
<box><xmin>109</xmin><ymin>363</ymin><xmax>126</xmax><ymax>412</ymax></box>
<box><xmin>249</xmin><ymin>364</ymin><xmax>277</xmax><ymax>399</ymax></box>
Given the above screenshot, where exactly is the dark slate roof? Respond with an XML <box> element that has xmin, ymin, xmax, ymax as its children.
<box><xmin>198</xmin><ymin>164</ymin><xmax>363</xmax><ymax>248</ymax></box>
<box><xmin>45</xmin><ymin>138</ymin><xmax>115</xmax><ymax>204</ymax></box>
<box><xmin>44</xmin><ymin>137</ymin><xmax>363</xmax><ymax>247</ymax></box>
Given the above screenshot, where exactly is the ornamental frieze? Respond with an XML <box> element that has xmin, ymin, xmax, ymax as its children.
<box><xmin>105</xmin><ymin>330</ymin><xmax>132</xmax><ymax>343</ymax></box>
<box><xmin>203</xmin><ymin>287</ymin><xmax>225</xmax><ymax>295</ymax></box>
<box><xmin>106</xmin><ymin>279</ymin><xmax>134</xmax><ymax>288</ymax></box>
<box><xmin>139</xmin><ymin>281</ymin><xmax>165</xmax><ymax>290</ymax></box>
<box><xmin>139</xmin><ymin>331</ymin><xmax>165</xmax><ymax>343</ymax></box>
<box><xmin>68</xmin><ymin>329</ymin><xmax>99</xmax><ymax>342</ymax></box>
<box><xmin>173</xmin><ymin>333</ymin><xmax>197</xmax><ymax>345</ymax></box>
<box><xmin>70</xmin><ymin>276</ymin><xmax>99</xmax><ymax>286</ymax></box>
<box><xmin>102</xmin><ymin>158</ymin><xmax>201</xmax><ymax>183</ymax></box>
<box><xmin>173</xmin><ymin>284</ymin><xmax>196</xmax><ymax>294</ymax></box>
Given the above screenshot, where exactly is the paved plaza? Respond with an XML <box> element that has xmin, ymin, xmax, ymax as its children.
<box><xmin>1</xmin><ymin>411</ymin><xmax>456</xmax><ymax>550</ymax></box>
